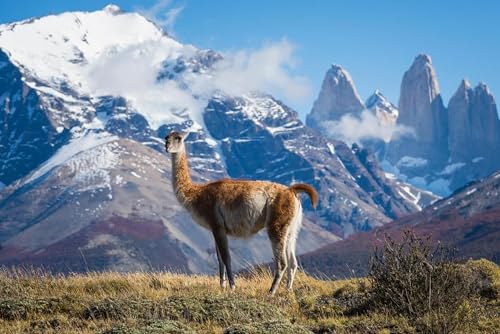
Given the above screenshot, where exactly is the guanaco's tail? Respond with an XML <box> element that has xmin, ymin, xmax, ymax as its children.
<box><xmin>290</xmin><ymin>183</ymin><xmax>318</xmax><ymax>209</ymax></box>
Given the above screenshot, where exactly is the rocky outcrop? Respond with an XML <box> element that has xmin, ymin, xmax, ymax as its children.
<box><xmin>445</xmin><ymin>80</ymin><xmax>500</xmax><ymax>190</ymax></box>
<box><xmin>336</xmin><ymin>143</ymin><xmax>422</xmax><ymax>219</ymax></box>
<box><xmin>387</xmin><ymin>54</ymin><xmax>448</xmax><ymax>172</ymax></box>
<box><xmin>306</xmin><ymin>64</ymin><xmax>365</xmax><ymax>130</ymax></box>
<box><xmin>448</xmin><ymin>80</ymin><xmax>500</xmax><ymax>163</ymax></box>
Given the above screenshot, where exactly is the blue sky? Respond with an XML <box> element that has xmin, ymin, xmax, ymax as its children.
<box><xmin>1</xmin><ymin>0</ymin><xmax>499</xmax><ymax>118</ymax></box>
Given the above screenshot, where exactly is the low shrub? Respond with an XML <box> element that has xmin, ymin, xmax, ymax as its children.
<box><xmin>0</xmin><ymin>297</ymin><xmax>77</xmax><ymax>320</ymax></box>
<box><xmin>83</xmin><ymin>294</ymin><xmax>283</xmax><ymax>326</ymax></box>
<box><xmin>466</xmin><ymin>259</ymin><xmax>500</xmax><ymax>300</ymax></box>
<box><xmin>224</xmin><ymin>320</ymin><xmax>313</xmax><ymax>334</ymax></box>
<box><xmin>368</xmin><ymin>230</ymin><xmax>478</xmax><ymax>333</ymax></box>
<box><xmin>101</xmin><ymin>320</ymin><xmax>195</xmax><ymax>334</ymax></box>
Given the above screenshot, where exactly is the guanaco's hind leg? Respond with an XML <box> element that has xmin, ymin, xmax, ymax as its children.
<box><xmin>286</xmin><ymin>240</ymin><xmax>298</xmax><ymax>291</ymax></box>
<box><xmin>268</xmin><ymin>231</ymin><xmax>288</xmax><ymax>296</ymax></box>
<box><xmin>267</xmin><ymin>191</ymin><xmax>296</xmax><ymax>296</ymax></box>
<box><xmin>286</xmin><ymin>203</ymin><xmax>301</xmax><ymax>291</ymax></box>
<box><xmin>212</xmin><ymin>227</ymin><xmax>235</xmax><ymax>290</ymax></box>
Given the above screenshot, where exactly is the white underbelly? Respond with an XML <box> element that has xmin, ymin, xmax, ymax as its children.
<box><xmin>218</xmin><ymin>193</ymin><xmax>268</xmax><ymax>238</ymax></box>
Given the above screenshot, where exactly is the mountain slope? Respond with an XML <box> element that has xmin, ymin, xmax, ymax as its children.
<box><xmin>300</xmin><ymin>171</ymin><xmax>500</xmax><ymax>278</ymax></box>
<box><xmin>0</xmin><ymin>136</ymin><xmax>339</xmax><ymax>272</ymax></box>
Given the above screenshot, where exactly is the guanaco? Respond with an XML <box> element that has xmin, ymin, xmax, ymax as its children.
<box><xmin>165</xmin><ymin>131</ymin><xmax>317</xmax><ymax>295</ymax></box>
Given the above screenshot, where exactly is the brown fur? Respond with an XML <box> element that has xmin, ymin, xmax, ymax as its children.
<box><xmin>290</xmin><ymin>183</ymin><xmax>318</xmax><ymax>209</ymax></box>
<box><xmin>165</xmin><ymin>131</ymin><xmax>318</xmax><ymax>295</ymax></box>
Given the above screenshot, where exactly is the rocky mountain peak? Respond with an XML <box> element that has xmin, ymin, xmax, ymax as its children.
<box><xmin>460</xmin><ymin>78</ymin><xmax>471</xmax><ymax>90</ymax></box>
<box><xmin>475</xmin><ymin>81</ymin><xmax>492</xmax><ymax>95</ymax></box>
<box><xmin>327</xmin><ymin>63</ymin><xmax>349</xmax><ymax>77</ymax></box>
<box><xmin>386</xmin><ymin>53</ymin><xmax>448</xmax><ymax>173</ymax></box>
<box><xmin>321</xmin><ymin>64</ymin><xmax>361</xmax><ymax>99</ymax></box>
<box><xmin>103</xmin><ymin>4</ymin><xmax>122</xmax><ymax>15</ymax></box>
<box><xmin>448</xmin><ymin>79</ymin><xmax>500</xmax><ymax>176</ymax></box>
<box><xmin>365</xmin><ymin>89</ymin><xmax>383</xmax><ymax>106</ymax></box>
<box><xmin>451</xmin><ymin>79</ymin><xmax>472</xmax><ymax>99</ymax></box>
<box><xmin>413</xmin><ymin>53</ymin><xmax>432</xmax><ymax>65</ymax></box>
<box><xmin>365</xmin><ymin>90</ymin><xmax>398</xmax><ymax>126</ymax></box>
<box><xmin>306</xmin><ymin>64</ymin><xmax>365</xmax><ymax>130</ymax></box>
<box><xmin>366</xmin><ymin>90</ymin><xmax>397</xmax><ymax>112</ymax></box>
<box><xmin>405</xmin><ymin>53</ymin><xmax>441</xmax><ymax>99</ymax></box>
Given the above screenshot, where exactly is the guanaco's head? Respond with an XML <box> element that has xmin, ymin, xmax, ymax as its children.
<box><xmin>165</xmin><ymin>131</ymin><xmax>188</xmax><ymax>153</ymax></box>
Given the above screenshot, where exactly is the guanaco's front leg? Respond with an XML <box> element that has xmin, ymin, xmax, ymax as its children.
<box><xmin>212</xmin><ymin>227</ymin><xmax>235</xmax><ymax>290</ymax></box>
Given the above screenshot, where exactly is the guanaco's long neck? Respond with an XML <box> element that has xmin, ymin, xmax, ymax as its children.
<box><xmin>171</xmin><ymin>149</ymin><xmax>196</xmax><ymax>204</ymax></box>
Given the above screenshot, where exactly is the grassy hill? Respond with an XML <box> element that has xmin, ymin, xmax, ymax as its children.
<box><xmin>0</xmin><ymin>259</ymin><xmax>499</xmax><ymax>333</ymax></box>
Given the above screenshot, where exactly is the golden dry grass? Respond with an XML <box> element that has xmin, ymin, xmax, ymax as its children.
<box><xmin>0</xmin><ymin>260</ymin><xmax>498</xmax><ymax>334</ymax></box>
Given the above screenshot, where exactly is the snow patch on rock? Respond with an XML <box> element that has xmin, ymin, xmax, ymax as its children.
<box><xmin>472</xmin><ymin>157</ymin><xmax>484</xmax><ymax>163</ymax></box>
<box><xmin>397</xmin><ymin>156</ymin><xmax>428</xmax><ymax>168</ymax></box>
<box><xmin>439</xmin><ymin>162</ymin><xmax>466</xmax><ymax>175</ymax></box>
<box><xmin>25</xmin><ymin>132</ymin><xmax>118</xmax><ymax>185</ymax></box>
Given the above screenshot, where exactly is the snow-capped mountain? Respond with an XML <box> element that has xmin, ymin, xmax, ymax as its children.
<box><xmin>0</xmin><ymin>6</ymin><xmax>425</xmax><ymax>272</ymax></box>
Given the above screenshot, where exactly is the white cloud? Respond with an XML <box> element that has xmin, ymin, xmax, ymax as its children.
<box><xmin>322</xmin><ymin>110</ymin><xmax>415</xmax><ymax>145</ymax></box>
<box><xmin>86</xmin><ymin>38</ymin><xmax>312</xmax><ymax>129</ymax></box>
<box><xmin>209</xmin><ymin>39</ymin><xmax>311</xmax><ymax>103</ymax></box>
<box><xmin>136</xmin><ymin>0</ymin><xmax>184</xmax><ymax>37</ymax></box>
<box><xmin>87</xmin><ymin>41</ymin><xmax>204</xmax><ymax>127</ymax></box>
<box><xmin>88</xmin><ymin>43</ymin><xmax>158</xmax><ymax>95</ymax></box>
